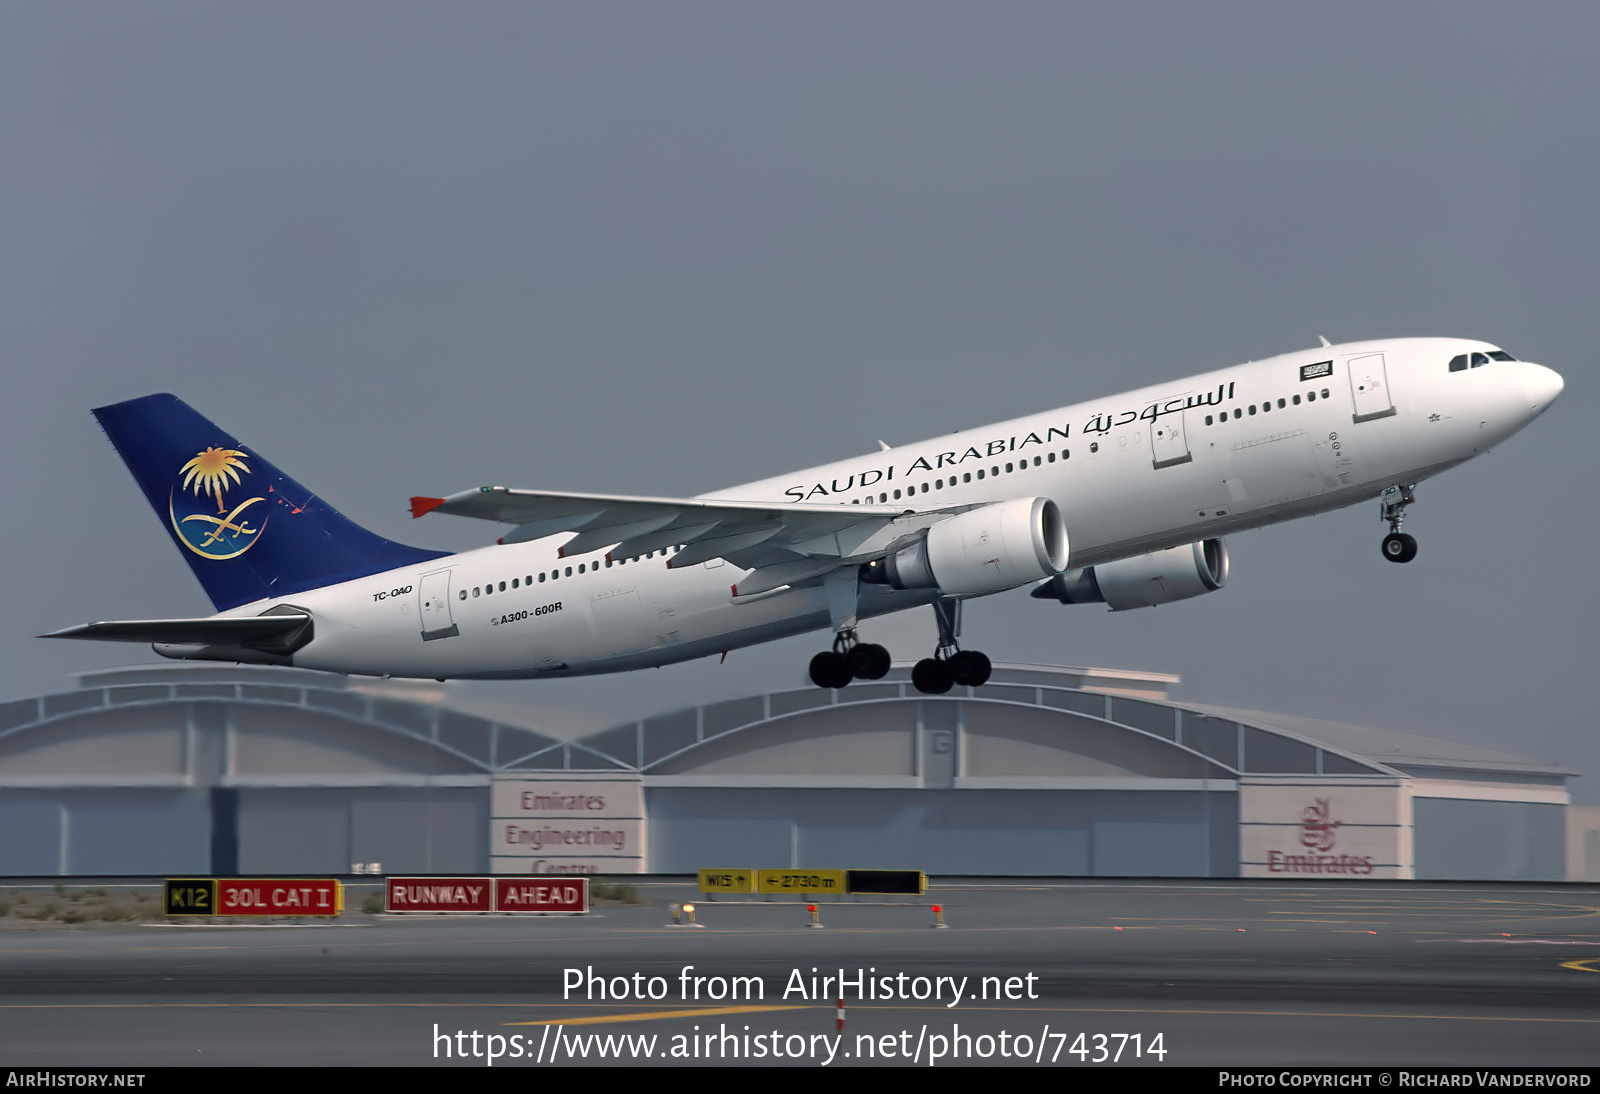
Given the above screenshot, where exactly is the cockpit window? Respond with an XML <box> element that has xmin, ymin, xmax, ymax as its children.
<box><xmin>1451</xmin><ymin>348</ymin><xmax>1520</xmax><ymax>373</ymax></box>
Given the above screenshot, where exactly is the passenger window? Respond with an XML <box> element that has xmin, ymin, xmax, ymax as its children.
<box><xmin>976</xmin><ymin>470</ymin><xmax>984</xmax><ymax>479</ymax></box>
<box><xmin>473</xmin><ymin>587</ymin><xmax>480</xmax><ymax>597</ymax></box>
<box><xmin>1047</xmin><ymin>452</ymin><xmax>1056</xmax><ymax>463</ymax></box>
<box><xmin>1062</xmin><ymin>449</ymin><xmax>1069</xmax><ymax>459</ymax></box>
<box><xmin>1005</xmin><ymin>462</ymin><xmax>1014</xmax><ymax>473</ymax></box>
<box><xmin>1205</xmin><ymin>415</ymin><xmax>1214</xmax><ymax>425</ymax></box>
<box><xmin>963</xmin><ymin>473</ymin><xmax>972</xmax><ymax>482</ymax></box>
<box><xmin>1293</xmin><ymin>394</ymin><xmax>1301</xmax><ymax>405</ymax></box>
<box><xmin>539</xmin><ymin>572</ymin><xmax>546</xmax><ymax>583</ymax></box>
<box><xmin>921</xmin><ymin>483</ymin><xmax>929</xmax><ymax>493</ymax></box>
<box><xmin>1033</xmin><ymin>456</ymin><xmax>1042</xmax><ymax>466</ymax></box>
<box><xmin>565</xmin><ymin>566</ymin><xmax>573</xmax><ymax>576</ymax></box>
<box><xmin>1306</xmin><ymin>392</ymin><xmax>1316</xmax><ymax>402</ymax></box>
<box><xmin>879</xmin><ymin>493</ymin><xmax>887</xmax><ymax>503</ymax></box>
<box><xmin>1321</xmin><ymin>389</ymin><xmax>1330</xmax><ymax>398</ymax></box>
<box><xmin>498</xmin><ymin>581</ymin><xmax>506</xmax><ymax>592</ymax></box>
<box><xmin>1277</xmin><ymin>398</ymin><xmax>1286</xmax><ymax>409</ymax></box>
<box><xmin>458</xmin><ymin>590</ymin><xmax>467</xmax><ymax>600</ymax></box>
<box><xmin>1233</xmin><ymin>408</ymin><xmax>1242</xmax><ymax>418</ymax></box>
<box><xmin>1262</xmin><ymin>402</ymin><xmax>1270</xmax><ymax>413</ymax></box>
<box><xmin>1090</xmin><ymin>442</ymin><xmax>1099</xmax><ymax>453</ymax></box>
<box><xmin>1248</xmin><ymin>405</ymin><xmax>1257</xmax><ymax>415</ymax></box>
<box><xmin>893</xmin><ymin>489</ymin><xmax>902</xmax><ymax>499</ymax></box>
<box><xmin>935</xmin><ymin>479</ymin><xmax>943</xmax><ymax>489</ymax></box>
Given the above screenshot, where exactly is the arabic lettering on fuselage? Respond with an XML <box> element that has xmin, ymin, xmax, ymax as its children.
<box><xmin>1081</xmin><ymin>382</ymin><xmax>1235</xmax><ymax>436</ymax></box>
<box><xmin>782</xmin><ymin>382</ymin><xmax>1239</xmax><ymax>502</ymax></box>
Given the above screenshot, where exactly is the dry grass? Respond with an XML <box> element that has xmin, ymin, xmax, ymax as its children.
<box><xmin>0</xmin><ymin>887</ymin><xmax>164</xmax><ymax>927</ymax></box>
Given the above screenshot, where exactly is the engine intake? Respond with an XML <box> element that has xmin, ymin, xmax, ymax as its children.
<box><xmin>863</xmin><ymin>498</ymin><xmax>1068</xmax><ymax>596</ymax></box>
<box><xmin>1032</xmin><ymin>538</ymin><xmax>1228</xmax><ymax>610</ymax></box>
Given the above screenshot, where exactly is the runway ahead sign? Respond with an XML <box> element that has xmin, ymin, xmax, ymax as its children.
<box><xmin>385</xmin><ymin>876</ymin><xmax>589</xmax><ymax>914</ymax></box>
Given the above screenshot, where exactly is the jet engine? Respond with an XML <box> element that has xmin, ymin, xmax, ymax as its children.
<box><xmin>862</xmin><ymin>497</ymin><xmax>1068</xmax><ymax>596</ymax></box>
<box><xmin>1032</xmin><ymin>538</ymin><xmax>1227</xmax><ymax>610</ymax></box>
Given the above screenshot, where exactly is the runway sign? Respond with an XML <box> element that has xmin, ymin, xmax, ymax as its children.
<box><xmin>382</xmin><ymin>877</ymin><xmax>589</xmax><ymax>913</ymax></box>
<box><xmin>216</xmin><ymin>879</ymin><xmax>342</xmax><ymax>915</ymax></box>
<box><xmin>698</xmin><ymin>869</ymin><xmax>755</xmax><ymax>894</ymax></box>
<box><xmin>164</xmin><ymin>879</ymin><xmax>342</xmax><ymax>916</ymax></box>
<box><xmin>494</xmin><ymin>877</ymin><xmax>589</xmax><ymax>913</ymax></box>
<box><xmin>845</xmin><ymin>870</ymin><xmax>926</xmax><ymax>895</ymax></box>
<box><xmin>756</xmin><ymin>869</ymin><xmax>846</xmax><ymax>894</ymax></box>
<box><xmin>386</xmin><ymin>877</ymin><xmax>494</xmax><ymax>913</ymax></box>
<box><xmin>702</xmin><ymin>870</ymin><xmax>924</xmax><ymax>895</ymax></box>
<box><xmin>163</xmin><ymin>879</ymin><xmax>217</xmax><ymax>916</ymax></box>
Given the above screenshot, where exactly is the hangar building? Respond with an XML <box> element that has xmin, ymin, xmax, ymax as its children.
<box><xmin>0</xmin><ymin>664</ymin><xmax>1586</xmax><ymax>881</ymax></box>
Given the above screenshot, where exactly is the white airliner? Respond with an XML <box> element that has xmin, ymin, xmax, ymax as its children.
<box><xmin>49</xmin><ymin>337</ymin><xmax>1561</xmax><ymax>694</ymax></box>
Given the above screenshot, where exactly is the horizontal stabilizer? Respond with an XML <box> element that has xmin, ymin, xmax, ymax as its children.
<box><xmin>42</xmin><ymin>614</ymin><xmax>312</xmax><ymax>649</ymax></box>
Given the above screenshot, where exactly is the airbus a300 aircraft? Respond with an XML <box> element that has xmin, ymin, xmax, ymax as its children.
<box><xmin>49</xmin><ymin>338</ymin><xmax>1561</xmax><ymax>694</ymax></box>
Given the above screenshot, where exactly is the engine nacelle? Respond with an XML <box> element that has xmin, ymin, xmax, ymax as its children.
<box><xmin>865</xmin><ymin>497</ymin><xmax>1069</xmax><ymax>596</ymax></box>
<box><xmin>1032</xmin><ymin>538</ymin><xmax>1228</xmax><ymax>610</ymax></box>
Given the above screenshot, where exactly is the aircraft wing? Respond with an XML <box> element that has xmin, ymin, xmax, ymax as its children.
<box><xmin>42</xmin><ymin>614</ymin><xmax>312</xmax><ymax>649</ymax></box>
<box><xmin>412</xmin><ymin>487</ymin><xmax>921</xmax><ymax>596</ymax></box>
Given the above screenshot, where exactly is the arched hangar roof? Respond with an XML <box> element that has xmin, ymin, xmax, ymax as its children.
<box><xmin>577</xmin><ymin>664</ymin><xmax>1426</xmax><ymax>784</ymax></box>
<box><xmin>0</xmin><ymin>666</ymin><xmax>623</xmax><ymax>788</ymax></box>
<box><xmin>0</xmin><ymin>663</ymin><xmax>1571</xmax><ymax>788</ymax></box>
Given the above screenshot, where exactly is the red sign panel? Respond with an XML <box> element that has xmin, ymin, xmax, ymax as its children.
<box><xmin>214</xmin><ymin>879</ymin><xmax>342</xmax><ymax>916</ymax></box>
<box><xmin>494</xmin><ymin>877</ymin><xmax>589</xmax><ymax>914</ymax></box>
<box><xmin>386</xmin><ymin>877</ymin><xmax>494</xmax><ymax>913</ymax></box>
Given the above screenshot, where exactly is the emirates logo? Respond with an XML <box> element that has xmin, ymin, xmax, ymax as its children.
<box><xmin>1299</xmin><ymin>797</ymin><xmax>1341</xmax><ymax>852</ymax></box>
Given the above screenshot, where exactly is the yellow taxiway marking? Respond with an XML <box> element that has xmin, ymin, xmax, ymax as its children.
<box><xmin>1560</xmin><ymin>957</ymin><xmax>1600</xmax><ymax>973</ymax></box>
<box><xmin>509</xmin><ymin>1005</ymin><xmax>806</xmax><ymax>1027</ymax></box>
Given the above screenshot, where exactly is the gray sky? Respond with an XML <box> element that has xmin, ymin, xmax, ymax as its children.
<box><xmin>5</xmin><ymin>3</ymin><xmax>1596</xmax><ymax>797</ymax></box>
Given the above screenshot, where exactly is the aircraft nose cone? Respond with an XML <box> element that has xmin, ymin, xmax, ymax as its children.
<box><xmin>1521</xmin><ymin>363</ymin><xmax>1564</xmax><ymax>413</ymax></box>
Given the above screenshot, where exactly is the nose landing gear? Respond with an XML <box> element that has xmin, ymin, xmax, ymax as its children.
<box><xmin>1380</xmin><ymin>484</ymin><xmax>1419</xmax><ymax>564</ymax></box>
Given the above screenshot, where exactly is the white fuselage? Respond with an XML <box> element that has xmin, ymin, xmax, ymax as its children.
<box><xmin>206</xmin><ymin>338</ymin><xmax>1561</xmax><ymax>680</ymax></box>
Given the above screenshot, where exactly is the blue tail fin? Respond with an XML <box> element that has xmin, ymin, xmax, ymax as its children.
<box><xmin>94</xmin><ymin>394</ymin><xmax>448</xmax><ymax>612</ymax></box>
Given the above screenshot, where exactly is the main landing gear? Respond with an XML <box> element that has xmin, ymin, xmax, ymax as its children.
<box><xmin>807</xmin><ymin>568</ymin><xmax>891</xmax><ymax>690</ymax></box>
<box><xmin>808</xmin><ymin>632</ymin><xmax>891</xmax><ymax>690</ymax></box>
<box><xmin>806</xmin><ymin>573</ymin><xmax>991</xmax><ymax>693</ymax></box>
<box><xmin>910</xmin><ymin>596</ymin><xmax>992</xmax><ymax>695</ymax></box>
<box><xmin>1379</xmin><ymin>484</ymin><xmax>1419</xmax><ymax>564</ymax></box>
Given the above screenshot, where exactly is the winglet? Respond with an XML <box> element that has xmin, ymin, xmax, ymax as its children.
<box><xmin>410</xmin><ymin>496</ymin><xmax>446</xmax><ymax>519</ymax></box>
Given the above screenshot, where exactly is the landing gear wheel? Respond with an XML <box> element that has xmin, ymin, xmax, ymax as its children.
<box><xmin>809</xmin><ymin>650</ymin><xmax>853</xmax><ymax>690</ymax></box>
<box><xmin>846</xmin><ymin>642</ymin><xmax>892</xmax><ymax>680</ymax></box>
<box><xmin>1381</xmin><ymin>532</ymin><xmax>1418</xmax><ymax>564</ymax></box>
<box><xmin>948</xmin><ymin>649</ymin><xmax>992</xmax><ymax>687</ymax></box>
<box><xmin>911</xmin><ymin>658</ymin><xmax>955</xmax><ymax>695</ymax></box>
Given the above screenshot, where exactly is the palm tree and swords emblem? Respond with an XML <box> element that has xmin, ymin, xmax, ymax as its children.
<box><xmin>168</xmin><ymin>446</ymin><xmax>268</xmax><ymax>559</ymax></box>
